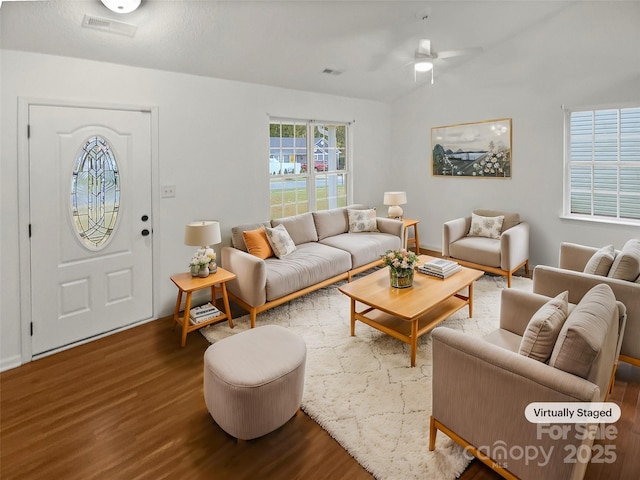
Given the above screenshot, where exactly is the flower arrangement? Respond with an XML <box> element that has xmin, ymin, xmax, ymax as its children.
<box><xmin>189</xmin><ymin>248</ymin><xmax>216</xmax><ymax>268</ymax></box>
<box><xmin>382</xmin><ymin>248</ymin><xmax>418</xmax><ymax>275</ymax></box>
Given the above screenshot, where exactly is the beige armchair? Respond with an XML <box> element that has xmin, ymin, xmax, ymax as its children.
<box><xmin>442</xmin><ymin>209</ymin><xmax>529</xmax><ymax>287</ymax></box>
<box><xmin>429</xmin><ymin>285</ymin><xmax>626</xmax><ymax>480</ymax></box>
<box><xmin>533</xmin><ymin>241</ymin><xmax>640</xmax><ymax>366</ymax></box>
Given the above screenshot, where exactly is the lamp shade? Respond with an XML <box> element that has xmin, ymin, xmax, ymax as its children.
<box><xmin>383</xmin><ymin>192</ymin><xmax>407</xmax><ymax>206</ymax></box>
<box><xmin>184</xmin><ymin>221</ymin><xmax>221</xmax><ymax>247</ymax></box>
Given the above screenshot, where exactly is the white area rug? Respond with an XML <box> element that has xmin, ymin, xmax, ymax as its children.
<box><xmin>201</xmin><ymin>275</ymin><xmax>533</xmax><ymax>480</ymax></box>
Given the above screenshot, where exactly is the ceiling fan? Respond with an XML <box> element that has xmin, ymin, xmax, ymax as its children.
<box><xmin>410</xmin><ymin>16</ymin><xmax>482</xmax><ymax>84</ymax></box>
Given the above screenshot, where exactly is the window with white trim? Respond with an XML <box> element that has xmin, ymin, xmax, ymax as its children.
<box><xmin>269</xmin><ymin>119</ymin><xmax>349</xmax><ymax>219</ymax></box>
<box><xmin>564</xmin><ymin>106</ymin><xmax>640</xmax><ymax>224</ymax></box>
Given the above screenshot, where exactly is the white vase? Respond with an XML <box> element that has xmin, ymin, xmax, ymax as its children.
<box><xmin>198</xmin><ymin>265</ymin><xmax>209</xmax><ymax>278</ymax></box>
<box><xmin>209</xmin><ymin>262</ymin><xmax>217</xmax><ymax>274</ymax></box>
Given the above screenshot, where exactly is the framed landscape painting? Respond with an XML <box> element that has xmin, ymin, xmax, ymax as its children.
<box><xmin>431</xmin><ymin>118</ymin><xmax>512</xmax><ymax>177</ymax></box>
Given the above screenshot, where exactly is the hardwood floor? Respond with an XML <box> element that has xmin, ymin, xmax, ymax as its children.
<box><xmin>1</xmin><ymin>316</ymin><xmax>371</xmax><ymax>480</ymax></box>
<box><xmin>2</xmin><ymin>309</ymin><xmax>639</xmax><ymax>479</ymax></box>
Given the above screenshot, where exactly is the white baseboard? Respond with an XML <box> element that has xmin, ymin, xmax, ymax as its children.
<box><xmin>1</xmin><ymin>355</ymin><xmax>23</xmax><ymax>372</ymax></box>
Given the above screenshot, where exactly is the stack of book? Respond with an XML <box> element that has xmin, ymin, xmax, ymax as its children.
<box><xmin>189</xmin><ymin>302</ymin><xmax>221</xmax><ymax>324</ymax></box>
<box><xmin>417</xmin><ymin>258</ymin><xmax>462</xmax><ymax>279</ymax></box>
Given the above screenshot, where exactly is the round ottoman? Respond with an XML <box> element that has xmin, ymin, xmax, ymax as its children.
<box><xmin>203</xmin><ymin>324</ymin><xmax>307</xmax><ymax>440</ymax></box>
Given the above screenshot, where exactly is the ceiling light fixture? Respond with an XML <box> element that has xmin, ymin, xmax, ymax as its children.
<box><xmin>414</xmin><ymin>61</ymin><xmax>434</xmax><ymax>85</ymax></box>
<box><xmin>414</xmin><ymin>61</ymin><xmax>433</xmax><ymax>73</ymax></box>
<box><xmin>100</xmin><ymin>0</ymin><xmax>141</xmax><ymax>14</ymax></box>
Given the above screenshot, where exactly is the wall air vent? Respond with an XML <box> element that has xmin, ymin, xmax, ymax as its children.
<box><xmin>82</xmin><ymin>14</ymin><xmax>137</xmax><ymax>37</ymax></box>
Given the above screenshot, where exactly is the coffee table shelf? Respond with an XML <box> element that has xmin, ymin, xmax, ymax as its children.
<box><xmin>339</xmin><ymin>255</ymin><xmax>483</xmax><ymax>367</ymax></box>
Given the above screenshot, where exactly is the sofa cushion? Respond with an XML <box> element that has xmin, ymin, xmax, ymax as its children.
<box><xmin>484</xmin><ymin>329</ymin><xmax>523</xmax><ymax>353</ymax></box>
<box><xmin>608</xmin><ymin>238</ymin><xmax>640</xmax><ymax>281</ymax></box>
<box><xmin>242</xmin><ymin>227</ymin><xmax>273</xmax><ymax>260</ymax></box>
<box><xmin>449</xmin><ymin>236</ymin><xmax>501</xmax><ymax>267</ymax></box>
<box><xmin>473</xmin><ymin>209</ymin><xmax>520</xmax><ymax>233</ymax></box>
<box><xmin>347</xmin><ymin>208</ymin><xmax>379</xmax><ymax>233</ymax></box>
<box><xmin>549</xmin><ymin>284</ymin><xmax>616</xmax><ymax>379</ymax></box>
<box><xmin>319</xmin><ymin>232</ymin><xmax>401</xmax><ymax>269</ymax></box>
<box><xmin>231</xmin><ymin>221</ymin><xmax>271</xmax><ymax>252</ymax></box>
<box><xmin>264</xmin><ymin>243</ymin><xmax>352</xmax><ymax>301</ymax></box>
<box><xmin>583</xmin><ymin>244</ymin><xmax>616</xmax><ymax>276</ymax></box>
<box><xmin>312</xmin><ymin>208</ymin><xmax>349</xmax><ymax>240</ymax></box>
<box><xmin>468</xmin><ymin>213</ymin><xmax>504</xmax><ymax>239</ymax></box>
<box><xmin>518</xmin><ymin>291</ymin><xmax>569</xmax><ymax>362</ymax></box>
<box><xmin>265</xmin><ymin>224</ymin><xmax>297</xmax><ymax>259</ymax></box>
<box><xmin>271</xmin><ymin>212</ymin><xmax>318</xmax><ymax>245</ymax></box>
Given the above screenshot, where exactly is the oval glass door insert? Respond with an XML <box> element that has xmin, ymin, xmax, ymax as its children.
<box><xmin>71</xmin><ymin>135</ymin><xmax>121</xmax><ymax>250</ymax></box>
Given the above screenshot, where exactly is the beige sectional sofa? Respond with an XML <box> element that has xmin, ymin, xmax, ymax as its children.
<box><xmin>221</xmin><ymin>206</ymin><xmax>403</xmax><ymax>327</ymax></box>
<box><xmin>533</xmin><ymin>240</ymin><xmax>640</xmax><ymax>365</ymax></box>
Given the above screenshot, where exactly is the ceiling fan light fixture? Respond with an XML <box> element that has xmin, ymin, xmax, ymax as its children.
<box><xmin>414</xmin><ymin>61</ymin><xmax>433</xmax><ymax>73</ymax></box>
<box><xmin>100</xmin><ymin>0</ymin><xmax>141</xmax><ymax>14</ymax></box>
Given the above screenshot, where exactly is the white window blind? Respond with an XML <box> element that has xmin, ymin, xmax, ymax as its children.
<box><xmin>565</xmin><ymin>106</ymin><xmax>640</xmax><ymax>223</ymax></box>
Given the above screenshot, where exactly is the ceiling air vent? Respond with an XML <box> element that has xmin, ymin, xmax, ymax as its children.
<box><xmin>82</xmin><ymin>14</ymin><xmax>137</xmax><ymax>37</ymax></box>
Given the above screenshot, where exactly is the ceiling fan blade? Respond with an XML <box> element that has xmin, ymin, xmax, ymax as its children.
<box><xmin>435</xmin><ymin>46</ymin><xmax>483</xmax><ymax>59</ymax></box>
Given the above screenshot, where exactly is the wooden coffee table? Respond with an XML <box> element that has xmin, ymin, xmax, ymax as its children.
<box><xmin>338</xmin><ymin>255</ymin><xmax>484</xmax><ymax>367</ymax></box>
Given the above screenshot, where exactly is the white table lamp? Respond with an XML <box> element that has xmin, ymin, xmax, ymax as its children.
<box><xmin>184</xmin><ymin>221</ymin><xmax>221</xmax><ymax>249</ymax></box>
<box><xmin>383</xmin><ymin>192</ymin><xmax>407</xmax><ymax>219</ymax></box>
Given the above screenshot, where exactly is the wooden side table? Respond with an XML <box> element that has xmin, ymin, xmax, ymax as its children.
<box><xmin>402</xmin><ymin>218</ymin><xmax>420</xmax><ymax>254</ymax></box>
<box><xmin>170</xmin><ymin>268</ymin><xmax>236</xmax><ymax>347</ymax></box>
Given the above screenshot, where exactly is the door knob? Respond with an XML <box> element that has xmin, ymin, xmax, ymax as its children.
<box><xmin>141</xmin><ymin>229</ymin><xmax>150</xmax><ymax>236</ymax></box>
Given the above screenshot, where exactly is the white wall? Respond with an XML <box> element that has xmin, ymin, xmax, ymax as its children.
<box><xmin>391</xmin><ymin>1</ymin><xmax>640</xmax><ymax>266</ymax></box>
<box><xmin>3</xmin><ymin>1</ymin><xmax>639</xmax><ymax>370</ymax></box>
<box><xmin>0</xmin><ymin>50</ymin><xmax>391</xmax><ymax>369</ymax></box>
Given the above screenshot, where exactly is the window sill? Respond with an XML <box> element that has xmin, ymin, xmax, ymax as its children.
<box><xmin>560</xmin><ymin>214</ymin><xmax>640</xmax><ymax>227</ymax></box>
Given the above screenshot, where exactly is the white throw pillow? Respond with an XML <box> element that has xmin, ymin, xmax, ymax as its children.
<box><xmin>347</xmin><ymin>208</ymin><xmax>379</xmax><ymax>233</ymax></box>
<box><xmin>468</xmin><ymin>213</ymin><xmax>504</xmax><ymax>239</ymax></box>
<box><xmin>265</xmin><ymin>224</ymin><xmax>297</xmax><ymax>259</ymax></box>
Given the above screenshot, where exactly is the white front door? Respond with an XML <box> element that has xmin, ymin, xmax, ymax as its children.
<box><xmin>29</xmin><ymin>105</ymin><xmax>153</xmax><ymax>355</ymax></box>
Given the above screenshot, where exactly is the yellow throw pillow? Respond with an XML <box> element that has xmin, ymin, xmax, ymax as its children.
<box><xmin>242</xmin><ymin>227</ymin><xmax>273</xmax><ymax>259</ymax></box>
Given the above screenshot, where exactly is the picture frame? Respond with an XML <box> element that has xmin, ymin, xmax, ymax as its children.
<box><xmin>431</xmin><ymin>118</ymin><xmax>512</xmax><ymax>178</ymax></box>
